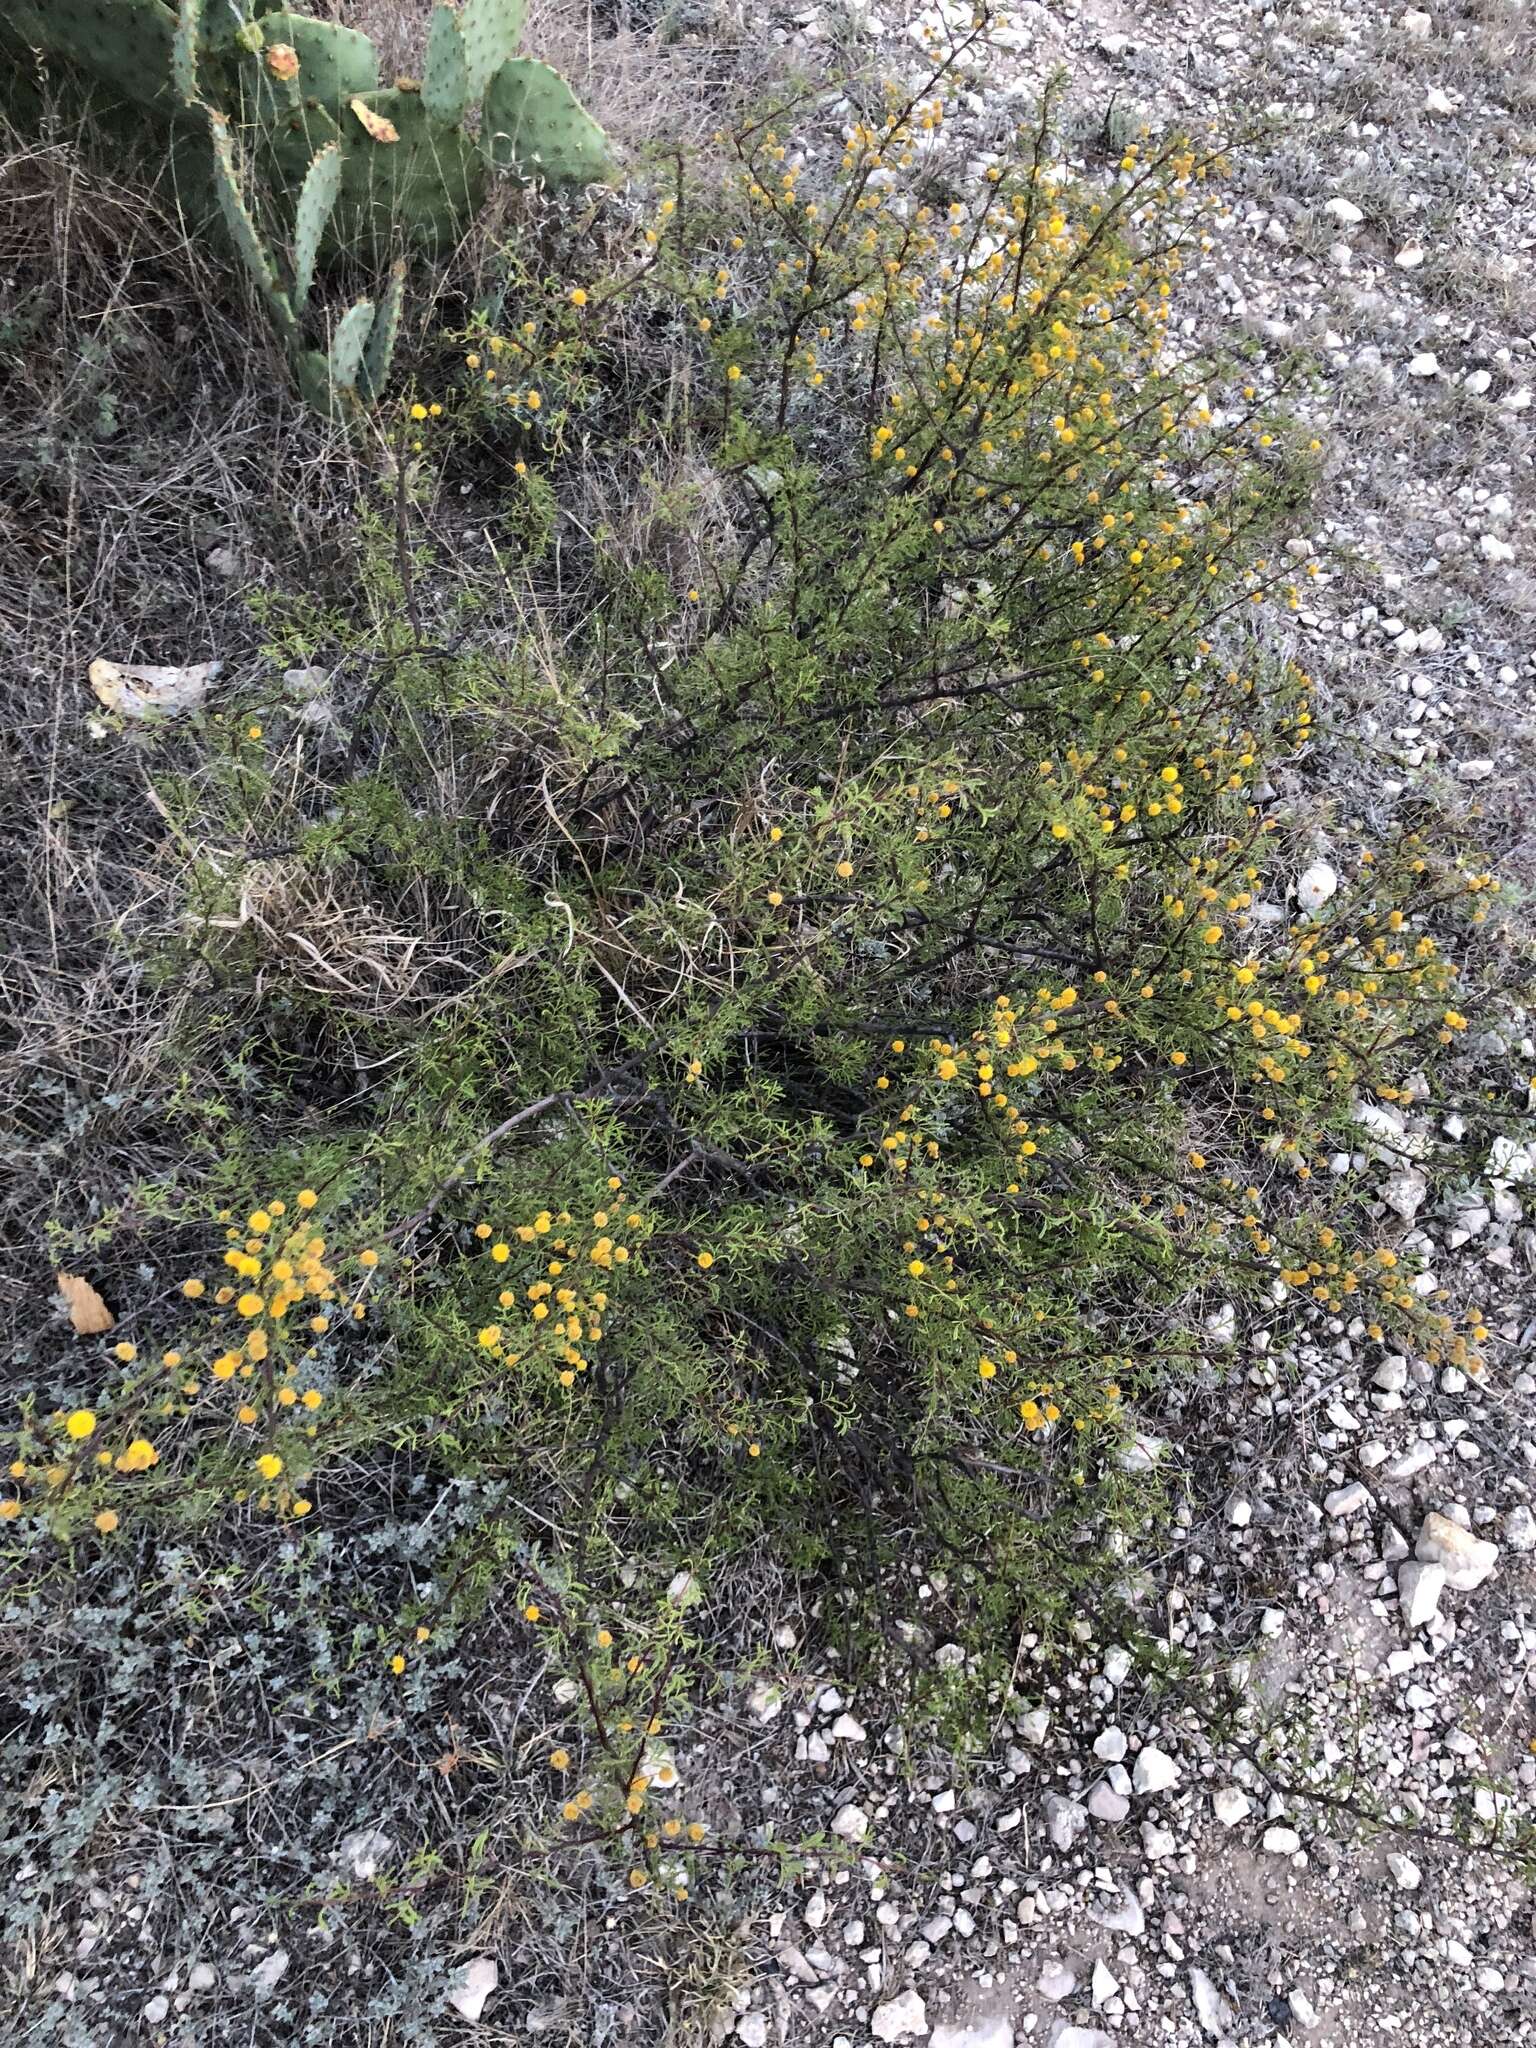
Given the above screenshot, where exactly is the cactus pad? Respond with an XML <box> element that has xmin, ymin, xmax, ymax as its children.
<box><xmin>359</xmin><ymin>259</ymin><xmax>407</xmax><ymax>402</ymax></box>
<box><xmin>482</xmin><ymin>58</ymin><xmax>608</xmax><ymax>188</ymax></box>
<box><xmin>254</xmin><ymin>12</ymin><xmax>378</xmax><ymax>109</ymax></box>
<box><xmin>7</xmin><ymin>0</ymin><xmax>182</xmax><ymax>117</ymax></box>
<box><xmin>327</xmin><ymin>296</ymin><xmax>377</xmax><ymax>393</ymax></box>
<box><xmin>421</xmin><ymin>7</ymin><xmax>470</xmax><ymax>128</ymax></box>
<box><xmin>291</xmin><ymin>141</ymin><xmax>342</xmax><ymax>316</ymax></box>
<box><xmin>457</xmin><ymin>0</ymin><xmax>527</xmax><ymax>102</ymax></box>
<box><xmin>206</xmin><ymin>111</ymin><xmax>296</xmax><ymax>341</ymax></box>
<box><xmin>170</xmin><ymin>0</ymin><xmax>203</xmax><ymax>105</ymax></box>
<box><xmin>336</xmin><ymin>89</ymin><xmax>486</xmax><ymax>255</ymax></box>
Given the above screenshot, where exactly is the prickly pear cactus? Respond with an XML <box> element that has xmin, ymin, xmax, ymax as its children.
<box><xmin>5</xmin><ymin>0</ymin><xmax>610</xmax><ymax>408</ymax></box>
<box><xmin>203</xmin><ymin>104</ymin><xmax>404</xmax><ymax>417</ymax></box>
<box><xmin>360</xmin><ymin>261</ymin><xmax>407</xmax><ymax>402</ymax></box>
<box><xmin>206</xmin><ymin>109</ymin><xmax>298</xmax><ymax>341</ymax></box>
<box><xmin>483</xmin><ymin>58</ymin><xmax>609</xmax><ymax>188</ymax></box>
<box><xmin>169</xmin><ymin>0</ymin><xmax>202</xmax><ymax>106</ymax></box>
<box><xmin>290</xmin><ymin>140</ymin><xmax>343</xmax><ymax>317</ymax></box>
<box><xmin>326</xmin><ymin>296</ymin><xmax>377</xmax><ymax>393</ymax></box>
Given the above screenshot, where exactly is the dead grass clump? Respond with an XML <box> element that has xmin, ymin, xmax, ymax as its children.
<box><xmin>189</xmin><ymin>857</ymin><xmax>474</xmax><ymax>1018</ymax></box>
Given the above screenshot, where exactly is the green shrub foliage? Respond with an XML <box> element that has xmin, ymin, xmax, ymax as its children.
<box><xmin>13</xmin><ymin>83</ymin><xmax>1495</xmax><ymax>1653</ymax></box>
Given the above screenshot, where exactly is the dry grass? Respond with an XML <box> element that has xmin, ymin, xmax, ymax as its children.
<box><xmin>187</xmin><ymin>856</ymin><xmax>486</xmax><ymax>1017</ymax></box>
<box><xmin>0</xmin><ymin>130</ymin><xmax>366</xmax><ymax>1346</ymax></box>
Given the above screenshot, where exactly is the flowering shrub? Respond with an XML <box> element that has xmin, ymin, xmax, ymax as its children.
<box><xmin>365</xmin><ymin>71</ymin><xmax>1494</xmax><ymax>1619</ymax></box>
<box><xmin>17</xmin><ymin>62</ymin><xmax>1502</xmax><ymax>1674</ymax></box>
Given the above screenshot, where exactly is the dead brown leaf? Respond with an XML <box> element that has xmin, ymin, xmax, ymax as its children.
<box><xmin>57</xmin><ymin>1271</ymin><xmax>115</xmax><ymax>1335</ymax></box>
<box><xmin>349</xmin><ymin>98</ymin><xmax>400</xmax><ymax>144</ymax></box>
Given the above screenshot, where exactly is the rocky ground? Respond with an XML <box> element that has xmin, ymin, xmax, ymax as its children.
<box><xmin>638</xmin><ymin>3</ymin><xmax>1535</xmax><ymax>2046</ymax></box>
<box><xmin>13</xmin><ymin>2</ymin><xmax>1534</xmax><ymax>2042</ymax></box>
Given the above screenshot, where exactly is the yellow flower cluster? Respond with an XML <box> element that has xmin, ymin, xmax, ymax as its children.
<box><xmin>471</xmin><ymin>1199</ymin><xmax>644</xmax><ymax>1388</ymax></box>
<box><xmin>1</xmin><ymin>1193</ymin><xmax>375</xmax><ymax>1532</ymax></box>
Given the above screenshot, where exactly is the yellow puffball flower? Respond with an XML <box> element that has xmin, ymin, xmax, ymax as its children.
<box><xmin>94</xmin><ymin>1509</ymin><xmax>119</xmax><ymax>1534</ymax></box>
<box><xmin>390</xmin><ymin>1653</ymin><xmax>406</xmax><ymax>1675</ymax></box>
<box><xmin>65</xmin><ymin>1410</ymin><xmax>96</xmax><ymax>1441</ymax></box>
<box><xmin>570</xmin><ymin>288</ymin><xmax>588</xmax><ymax>307</ymax></box>
<box><xmin>524</xmin><ymin>1603</ymin><xmax>542</xmax><ymax>1623</ymax></box>
<box><xmin>550</xmin><ymin>1749</ymin><xmax>571</xmax><ymax>1771</ymax></box>
<box><xmin>249</xmin><ymin>1210</ymin><xmax>272</xmax><ymax>1233</ymax></box>
<box><xmin>358</xmin><ymin>1248</ymin><xmax>379</xmax><ymax>1269</ymax></box>
<box><xmin>113</xmin><ymin>1342</ymin><xmax>136</xmax><ymax>1362</ymax></box>
<box><xmin>255</xmin><ymin>1452</ymin><xmax>283</xmax><ymax>1480</ymax></box>
<box><xmin>835</xmin><ymin>859</ymin><xmax>854</xmax><ymax>879</ymax></box>
<box><xmin>182</xmin><ymin>1277</ymin><xmax>206</xmax><ymax>1299</ymax></box>
<box><xmin>236</xmin><ymin>1292</ymin><xmax>263</xmax><ymax>1318</ymax></box>
<box><xmin>297</xmin><ymin>1188</ymin><xmax>319</xmax><ymax>1209</ymax></box>
<box><xmin>478</xmin><ymin>1325</ymin><xmax>502</xmax><ymax>1349</ymax></box>
<box><xmin>697</xmin><ymin>1251</ymin><xmax>715</xmax><ymax>1270</ymax></box>
<box><xmin>292</xmin><ymin>1498</ymin><xmax>312</xmax><ymax>1517</ymax></box>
